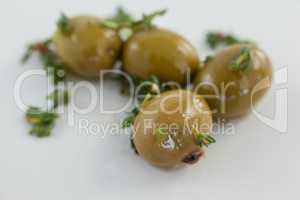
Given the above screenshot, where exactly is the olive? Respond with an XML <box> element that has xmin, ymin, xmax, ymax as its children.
<box><xmin>123</xmin><ymin>29</ymin><xmax>200</xmax><ymax>85</ymax></box>
<box><xmin>133</xmin><ymin>90</ymin><xmax>213</xmax><ymax>168</ymax></box>
<box><xmin>53</xmin><ymin>16</ymin><xmax>122</xmax><ymax>78</ymax></box>
<box><xmin>193</xmin><ymin>44</ymin><xmax>273</xmax><ymax>119</ymax></box>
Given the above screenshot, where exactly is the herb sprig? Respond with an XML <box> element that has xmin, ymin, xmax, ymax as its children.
<box><xmin>133</xmin><ymin>9</ymin><xmax>167</xmax><ymax>30</ymax></box>
<box><xmin>230</xmin><ymin>47</ymin><xmax>252</xmax><ymax>71</ymax></box>
<box><xmin>102</xmin><ymin>8</ymin><xmax>167</xmax><ymax>33</ymax></box>
<box><xmin>192</xmin><ymin>129</ymin><xmax>216</xmax><ymax>148</ymax></box>
<box><xmin>26</xmin><ymin>107</ymin><xmax>58</xmax><ymax>137</ymax></box>
<box><xmin>206</xmin><ymin>32</ymin><xmax>254</xmax><ymax>49</ymax></box>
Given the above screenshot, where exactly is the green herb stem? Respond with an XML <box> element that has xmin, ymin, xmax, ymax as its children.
<box><xmin>206</xmin><ymin>32</ymin><xmax>254</xmax><ymax>49</ymax></box>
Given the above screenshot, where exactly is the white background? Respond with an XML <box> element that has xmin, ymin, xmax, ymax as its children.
<box><xmin>0</xmin><ymin>0</ymin><xmax>299</xmax><ymax>199</ymax></box>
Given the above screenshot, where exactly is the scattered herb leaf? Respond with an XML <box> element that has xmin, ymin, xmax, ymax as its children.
<box><xmin>26</xmin><ymin>107</ymin><xmax>58</xmax><ymax>138</ymax></box>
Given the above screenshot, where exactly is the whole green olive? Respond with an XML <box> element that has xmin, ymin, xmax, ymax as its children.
<box><xmin>123</xmin><ymin>29</ymin><xmax>200</xmax><ymax>85</ymax></box>
<box><xmin>133</xmin><ymin>90</ymin><xmax>214</xmax><ymax>168</ymax></box>
<box><xmin>193</xmin><ymin>44</ymin><xmax>273</xmax><ymax>119</ymax></box>
<box><xmin>53</xmin><ymin>16</ymin><xmax>122</xmax><ymax>78</ymax></box>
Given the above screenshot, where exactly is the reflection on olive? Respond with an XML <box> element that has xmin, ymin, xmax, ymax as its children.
<box><xmin>133</xmin><ymin>90</ymin><xmax>214</xmax><ymax>168</ymax></box>
<box><xmin>123</xmin><ymin>29</ymin><xmax>200</xmax><ymax>85</ymax></box>
<box><xmin>193</xmin><ymin>44</ymin><xmax>273</xmax><ymax>119</ymax></box>
<box><xmin>53</xmin><ymin>16</ymin><xmax>122</xmax><ymax>78</ymax></box>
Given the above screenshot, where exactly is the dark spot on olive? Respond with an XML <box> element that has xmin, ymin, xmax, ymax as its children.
<box><xmin>182</xmin><ymin>150</ymin><xmax>204</xmax><ymax>164</ymax></box>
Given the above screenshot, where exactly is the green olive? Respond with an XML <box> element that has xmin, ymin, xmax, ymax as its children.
<box><xmin>193</xmin><ymin>44</ymin><xmax>273</xmax><ymax>119</ymax></box>
<box><xmin>123</xmin><ymin>29</ymin><xmax>200</xmax><ymax>84</ymax></box>
<box><xmin>133</xmin><ymin>90</ymin><xmax>213</xmax><ymax>168</ymax></box>
<box><xmin>53</xmin><ymin>16</ymin><xmax>122</xmax><ymax>78</ymax></box>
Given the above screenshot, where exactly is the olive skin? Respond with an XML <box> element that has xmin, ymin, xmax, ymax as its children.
<box><xmin>123</xmin><ymin>29</ymin><xmax>200</xmax><ymax>85</ymax></box>
<box><xmin>133</xmin><ymin>90</ymin><xmax>213</xmax><ymax>168</ymax></box>
<box><xmin>53</xmin><ymin>16</ymin><xmax>122</xmax><ymax>78</ymax></box>
<box><xmin>193</xmin><ymin>44</ymin><xmax>273</xmax><ymax>119</ymax></box>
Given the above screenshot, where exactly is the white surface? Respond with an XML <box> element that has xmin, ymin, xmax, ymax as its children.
<box><xmin>0</xmin><ymin>0</ymin><xmax>299</xmax><ymax>199</ymax></box>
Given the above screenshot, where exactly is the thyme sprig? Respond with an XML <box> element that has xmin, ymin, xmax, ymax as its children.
<box><xmin>192</xmin><ymin>129</ymin><xmax>216</xmax><ymax>148</ymax></box>
<box><xmin>133</xmin><ymin>9</ymin><xmax>167</xmax><ymax>30</ymax></box>
<box><xmin>206</xmin><ymin>32</ymin><xmax>254</xmax><ymax>49</ymax></box>
<box><xmin>102</xmin><ymin>8</ymin><xmax>167</xmax><ymax>31</ymax></box>
<box><xmin>230</xmin><ymin>47</ymin><xmax>252</xmax><ymax>71</ymax></box>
